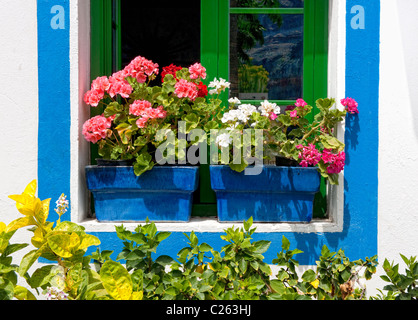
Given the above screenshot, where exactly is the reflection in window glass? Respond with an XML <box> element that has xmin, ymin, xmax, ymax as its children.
<box><xmin>232</xmin><ymin>0</ymin><xmax>304</xmax><ymax>8</ymax></box>
<box><xmin>230</xmin><ymin>14</ymin><xmax>304</xmax><ymax>101</ymax></box>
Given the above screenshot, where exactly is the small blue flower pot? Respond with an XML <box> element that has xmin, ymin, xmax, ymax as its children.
<box><xmin>85</xmin><ymin>166</ymin><xmax>199</xmax><ymax>222</ymax></box>
<box><xmin>209</xmin><ymin>165</ymin><xmax>321</xmax><ymax>223</ymax></box>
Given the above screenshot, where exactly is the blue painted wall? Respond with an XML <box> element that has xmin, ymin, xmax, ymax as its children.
<box><xmin>37</xmin><ymin>0</ymin><xmax>380</xmax><ymax>265</ymax></box>
<box><xmin>37</xmin><ymin>0</ymin><xmax>71</xmax><ymax>222</ymax></box>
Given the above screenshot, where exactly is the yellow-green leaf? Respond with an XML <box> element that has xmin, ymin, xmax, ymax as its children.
<box><xmin>47</xmin><ymin>233</ymin><xmax>80</xmax><ymax>258</ymax></box>
<box><xmin>19</xmin><ymin>247</ymin><xmax>45</xmax><ymax>276</ymax></box>
<box><xmin>6</xmin><ymin>216</ymin><xmax>36</xmax><ymax>233</ymax></box>
<box><xmin>130</xmin><ymin>291</ymin><xmax>143</xmax><ymax>300</ymax></box>
<box><xmin>78</xmin><ymin>234</ymin><xmax>101</xmax><ymax>251</ymax></box>
<box><xmin>36</xmin><ymin>198</ymin><xmax>51</xmax><ymax>224</ymax></box>
<box><xmin>8</xmin><ymin>194</ymin><xmax>41</xmax><ymax>216</ymax></box>
<box><xmin>0</xmin><ymin>222</ymin><xmax>6</xmax><ymax>233</ymax></box>
<box><xmin>23</xmin><ymin>180</ymin><xmax>37</xmax><ymax>197</ymax></box>
<box><xmin>13</xmin><ymin>286</ymin><xmax>37</xmax><ymax>300</ymax></box>
<box><xmin>100</xmin><ymin>261</ymin><xmax>133</xmax><ymax>300</ymax></box>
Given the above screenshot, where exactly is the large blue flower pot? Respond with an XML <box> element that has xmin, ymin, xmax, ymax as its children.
<box><xmin>209</xmin><ymin>165</ymin><xmax>321</xmax><ymax>223</ymax></box>
<box><xmin>85</xmin><ymin>166</ymin><xmax>199</xmax><ymax>222</ymax></box>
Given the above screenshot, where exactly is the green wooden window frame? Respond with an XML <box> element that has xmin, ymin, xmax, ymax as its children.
<box><xmin>90</xmin><ymin>0</ymin><xmax>329</xmax><ymax>218</ymax></box>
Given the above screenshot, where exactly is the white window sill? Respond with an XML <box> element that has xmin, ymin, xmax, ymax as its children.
<box><xmin>79</xmin><ymin>216</ymin><xmax>343</xmax><ymax>234</ymax></box>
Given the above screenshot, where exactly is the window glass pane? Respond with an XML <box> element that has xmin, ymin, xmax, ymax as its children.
<box><xmin>232</xmin><ymin>0</ymin><xmax>304</xmax><ymax>8</ymax></box>
<box><xmin>230</xmin><ymin>14</ymin><xmax>304</xmax><ymax>101</ymax></box>
<box><xmin>120</xmin><ymin>0</ymin><xmax>200</xmax><ymax>80</ymax></box>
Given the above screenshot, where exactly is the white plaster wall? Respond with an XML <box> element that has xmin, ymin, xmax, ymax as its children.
<box><xmin>367</xmin><ymin>0</ymin><xmax>418</xmax><ymax>296</ymax></box>
<box><xmin>0</xmin><ymin>0</ymin><xmax>38</xmax><ymax>226</ymax></box>
<box><xmin>0</xmin><ymin>0</ymin><xmax>417</xmax><ymax>299</ymax></box>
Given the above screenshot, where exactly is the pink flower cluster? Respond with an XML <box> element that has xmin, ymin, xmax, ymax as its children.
<box><xmin>84</xmin><ymin>76</ymin><xmax>110</xmax><ymax>107</ymax></box>
<box><xmin>322</xmin><ymin>149</ymin><xmax>345</xmax><ymax>174</ymax></box>
<box><xmin>297</xmin><ymin>144</ymin><xmax>322</xmax><ymax>167</ymax></box>
<box><xmin>84</xmin><ymin>56</ymin><xmax>159</xmax><ymax>107</ymax></box>
<box><xmin>297</xmin><ymin>144</ymin><xmax>346</xmax><ymax>174</ymax></box>
<box><xmin>125</xmin><ymin>56</ymin><xmax>159</xmax><ymax>83</ymax></box>
<box><xmin>290</xmin><ymin>110</ymin><xmax>298</xmax><ymax>118</ymax></box>
<box><xmin>169</xmin><ymin>63</ymin><xmax>207</xmax><ymax>101</ymax></box>
<box><xmin>82</xmin><ymin>115</ymin><xmax>112</xmax><ymax>144</ymax></box>
<box><xmin>341</xmin><ymin>97</ymin><xmax>359</xmax><ymax>114</ymax></box>
<box><xmin>129</xmin><ymin>100</ymin><xmax>167</xmax><ymax>128</ymax></box>
<box><xmin>108</xmin><ymin>70</ymin><xmax>133</xmax><ymax>98</ymax></box>
<box><xmin>189</xmin><ymin>62</ymin><xmax>207</xmax><ymax>80</ymax></box>
<box><xmin>174</xmin><ymin>79</ymin><xmax>199</xmax><ymax>101</ymax></box>
<box><xmin>295</xmin><ymin>99</ymin><xmax>307</xmax><ymax>108</ymax></box>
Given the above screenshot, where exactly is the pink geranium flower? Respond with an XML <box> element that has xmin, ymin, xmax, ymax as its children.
<box><xmin>326</xmin><ymin>151</ymin><xmax>345</xmax><ymax>174</ymax></box>
<box><xmin>129</xmin><ymin>100</ymin><xmax>152</xmax><ymax>117</ymax></box>
<box><xmin>295</xmin><ymin>99</ymin><xmax>307</xmax><ymax>108</ymax></box>
<box><xmin>174</xmin><ymin>79</ymin><xmax>199</xmax><ymax>100</ymax></box>
<box><xmin>82</xmin><ymin>115</ymin><xmax>111</xmax><ymax>144</ymax></box>
<box><xmin>136</xmin><ymin>117</ymin><xmax>149</xmax><ymax>129</ymax></box>
<box><xmin>84</xmin><ymin>89</ymin><xmax>104</xmax><ymax>107</ymax></box>
<box><xmin>91</xmin><ymin>76</ymin><xmax>110</xmax><ymax>92</ymax></box>
<box><xmin>297</xmin><ymin>144</ymin><xmax>322</xmax><ymax>167</ymax></box>
<box><xmin>189</xmin><ymin>63</ymin><xmax>207</xmax><ymax>80</ymax></box>
<box><xmin>269</xmin><ymin>112</ymin><xmax>278</xmax><ymax>121</ymax></box>
<box><xmin>125</xmin><ymin>55</ymin><xmax>159</xmax><ymax>83</ymax></box>
<box><xmin>340</xmin><ymin>97</ymin><xmax>359</xmax><ymax>114</ymax></box>
<box><xmin>290</xmin><ymin>110</ymin><xmax>298</xmax><ymax>118</ymax></box>
<box><xmin>108</xmin><ymin>75</ymin><xmax>133</xmax><ymax>98</ymax></box>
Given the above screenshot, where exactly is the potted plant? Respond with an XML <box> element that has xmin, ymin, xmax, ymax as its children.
<box><xmin>210</xmin><ymin>96</ymin><xmax>359</xmax><ymax>223</ymax></box>
<box><xmin>83</xmin><ymin>56</ymin><xmax>227</xmax><ymax>222</ymax></box>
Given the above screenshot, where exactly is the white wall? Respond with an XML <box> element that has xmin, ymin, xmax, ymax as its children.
<box><xmin>379</xmin><ymin>0</ymin><xmax>418</xmax><ymax>263</ymax></box>
<box><xmin>0</xmin><ymin>0</ymin><xmax>38</xmax><ymax>226</ymax></box>
<box><xmin>364</xmin><ymin>0</ymin><xmax>418</xmax><ymax>296</ymax></box>
<box><xmin>0</xmin><ymin>0</ymin><xmax>417</xmax><ymax>299</ymax></box>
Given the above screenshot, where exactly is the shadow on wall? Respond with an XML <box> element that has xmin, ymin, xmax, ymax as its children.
<box><xmin>397</xmin><ymin>0</ymin><xmax>418</xmax><ymax>138</ymax></box>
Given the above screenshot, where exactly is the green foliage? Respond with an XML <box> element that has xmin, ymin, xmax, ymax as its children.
<box><xmin>1</xmin><ymin>181</ymin><xmax>416</xmax><ymax>300</ymax></box>
<box><xmin>375</xmin><ymin>255</ymin><xmax>417</xmax><ymax>300</ymax></box>
<box><xmin>219</xmin><ymin>97</ymin><xmax>351</xmax><ymax>185</ymax></box>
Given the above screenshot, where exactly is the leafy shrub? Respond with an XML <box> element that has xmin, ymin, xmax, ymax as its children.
<box><xmin>1</xmin><ymin>181</ymin><xmax>416</xmax><ymax>300</ymax></box>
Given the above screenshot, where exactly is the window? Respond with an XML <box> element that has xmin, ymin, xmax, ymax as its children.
<box><xmin>90</xmin><ymin>0</ymin><xmax>329</xmax><ymax>220</ymax></box>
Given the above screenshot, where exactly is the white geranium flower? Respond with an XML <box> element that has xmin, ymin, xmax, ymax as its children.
<box><xmin>259</xmin><ymin>100</ymin><xmax>280</xmax><ymax>117</ymax></box>
<box><xmin>237</xmin><ymin>104</ymin><xmax>258</xmax><ymax>122</ymax></box>
<box><xmin>209</xmin><ymin>78</ymin><xmax>231</xmax><ymax>95</ymax></box>
<box><xmin>221</xmin><ymin>109</ymin><xmax>241</xmax><ymax>123</ymax></box>
<box><xmin>228</xmin><ymin>97</ymin><xmax>241</xmax><ymax>105</ymax></box>
<box><xmin>216</xmin><ymin>133</ymin><xmax>232</xmax><ymax>148</ymax></box>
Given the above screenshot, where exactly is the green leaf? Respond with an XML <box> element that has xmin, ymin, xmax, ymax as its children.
<box><xmin>27</xmin><ymin>265</ymin><xmax>55</xmax><ymax>288</ymax></box>
<box><xmin>125</xmin><ymin>249</ymin><xmax>146</xmax><ymax>261</ymax></box>
<box><xmin>2</xmin><ymin>243</ymin><xmax>29</xmax><ymax>257</ymax></box>
<box><xmin>253</xmin><ymin>240</ymin><xmax>271</xmax><ymax>254</ymax></box>
<box><xmin>239</xmin><ymin>258</ymin><xmax>248</xmax><ymax>274</ymax></box>
<box><xmin>243</xmin><ymin>217</ymin><xmax>253</xmax><ymax>231</ymax></box>
<box><xmin>18</xmin><ymin>248</ymin><xmax>44</xmax><ymax>276</ymax></box>
<box><xmin>156</xmin><ymin>231</ymin><xmax>171</xmax><ymax>242</ymax></box>
<box><xmin>270</xmin><ymin>280</ymin><xmax>286</xmax><ymax>295</ymax></box>
<box><xmin>100</xmin><ymin>260</ymin><xmax>133</xmax><ymax>300</ymax></box>
<box><xmin>302</xmin><ymin>269</ymin><xmax>317</xmax><ymax>282</ymax></box>
<box><xmin>155</xmin><ymin>255</ymin><xmax>175</xmax><ymax>266</ymax></box>
<box><xmin>199</xmin><ymin>243</ymin><xmax>213</xmax><ymax>253</ymax></box>
<box><xmin>0</xmin><ymin>279</ymin><xmax>14</xmax><ymax>300</ymax></box>
<box><xmin>281</xmin><ymin>236</ymin><xmax>290</xmax><ymax>251</ymax></box>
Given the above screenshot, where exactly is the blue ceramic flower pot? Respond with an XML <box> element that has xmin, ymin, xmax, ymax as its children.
<box><xmin>209</xmin><ymin>165</ymin><xmax>321</xmax><ymax>223</ymax></box>
<box><xmin>85</xmin><ymin>166</ymin><xmax>199</xmax><ymax>222</ymax></box>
